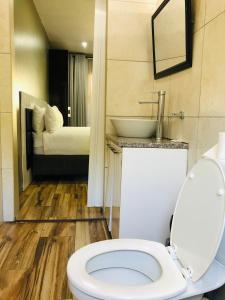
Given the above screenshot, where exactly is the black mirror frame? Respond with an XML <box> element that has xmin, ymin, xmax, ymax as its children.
<box><xmin>152</xmin><ymin>0</ymin><xmax>193</xmax><ymax>80</ymax></box>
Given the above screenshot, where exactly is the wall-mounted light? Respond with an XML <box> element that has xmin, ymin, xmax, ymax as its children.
<box><xmin>81</xmin><ymin>41</ymin><xmax>88</xmax><ymax>49</ymax></box>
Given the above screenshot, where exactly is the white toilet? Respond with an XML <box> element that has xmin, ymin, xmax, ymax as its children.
<box><xmin>67</xmin><ymin>157</ymin><xmax>225</xmax><ymax>300</ymax></box>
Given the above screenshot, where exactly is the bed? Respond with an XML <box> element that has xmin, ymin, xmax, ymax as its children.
<box><xmin>32</xmin><ymin>123</ymin><xmax>89</xmax><ymax>178</ymax></box>
<box><xmin>20</xmin><ymin>92</ymin><xmax>89</xmax><ymax>191</ymax></box>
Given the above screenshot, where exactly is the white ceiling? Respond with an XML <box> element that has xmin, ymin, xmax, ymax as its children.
<box><xmin>33</xmin><ymin>0</ymin><xmax>95</xmax><ymax>54</ymax></box>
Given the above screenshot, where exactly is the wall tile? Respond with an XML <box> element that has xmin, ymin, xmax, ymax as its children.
<box><xmin>200</xmin><ymin>13</ymin><xmax>225</xmax><ymax>117</ymax></box>
<box><xmin>192</xmin><ymin>0</ymin><xmax>206</xmax><ymax>32</ymax></box>
<box><xmin>108</xmin><ymin>0</ymin><xmax>155</xmax><ymax>61</ymax></box>
<box><xmin>0</xmin><ymin>54</ymin><xmax>12</xmax><ymax>112</ymax></box>
<box><xmin>167</xmin><ymin>117</ymin><xmax>198</xmax><ymax>169</ymax></box>
<box><xmin>197</xmin><ymin>117</ymin><xmax>225</xmax><ymax>158</ymax></box>
<box><xmin>168</xmin><ymin>30</ymin><xmax>204</xmax><ymax>117</ymax></box>
<box><xmin>106</xmin><ymin>60</ymin><xmax>154</xmax><ymax>116</ymax></box>
<box><xmin>0</xmin><ymin>169</ymin><xmax>2</xmax><ymax>221</ymax></box>
<box><xmin>0</xmin><ymin>115</ymin><xmax>1</xmax><ymax>169</ymax></box>
<box><xmin>0</xmin><ymin>114</ymin><xmax>2</xmax><ymax>221</ymax></box>
<box><xmin>205</xmin><ymin>0</ymin><xmax>225</xmax><ymax>24</ymax></box>
<box><xmin>0</xmin><ymin>0</ymin><xmax>11</xmax><ymax>53</ymax></box>
<box><xmin>0</xmin><ymin>113</ymin><xmax>13</xmax><ymax>169</ymax></box>
<box><xmin>2</xmin><ymin>168</ymin><xmax>14</xmax><ymax>221</ymax></box>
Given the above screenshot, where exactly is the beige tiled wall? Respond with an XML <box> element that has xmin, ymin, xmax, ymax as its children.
<box><xmin>0</xmin><ymin>0</ymin><xmax>15</xmax><ymax>221</ymax></box>
<box><xmin>106</xmin><ymin>0</ymin><xmax>156</xmax><ymax>134</ymax></box>
<box><xmin>155</xmin><ymin>0</ymin><xmax>225</xmax><ymax>170</ymax></box>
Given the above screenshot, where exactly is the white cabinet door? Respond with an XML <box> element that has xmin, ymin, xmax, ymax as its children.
<box><xmin>104</xmin><ymin>148</ymin><xmax>115</xmax><ymax>231</ymax></box>
<box><xmin>111</xmin><ymin>152</ymin><xmax>122</xmax><ymax>239</ymax></box>
<box><xmin>119</xmin><ymin>148</ymin><xmax>187</xmax><ymax>244</ymax></box>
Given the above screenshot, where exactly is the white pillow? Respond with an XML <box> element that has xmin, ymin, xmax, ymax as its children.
<box><xmin>45</xmin><ymin>105</ymin><xmax>64</xmax><ymax>133</ymax></box>
<box><xmin>32</xmin><ymin>105</ymin><xmax>45</xmax><ymax>133</ymax></box>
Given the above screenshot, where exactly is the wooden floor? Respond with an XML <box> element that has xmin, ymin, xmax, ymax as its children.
<box><xmin>0</xmin><ymin>220</ymin><xmax>109</xmax><ymax>300</ymax></box>
<box><xmin>17</xmin><ymin>181</ymin><xmax>103</xmax><ymax>221</ymax></box>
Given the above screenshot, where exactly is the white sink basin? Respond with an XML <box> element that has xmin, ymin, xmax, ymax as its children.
<box><xmin>110</xmin><ymin>117</ymin><xmax>157</xmax><ymax>138</ymax></box>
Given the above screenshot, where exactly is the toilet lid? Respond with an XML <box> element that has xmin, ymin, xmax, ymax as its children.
<box><xmin>171</xmin><ymin>158</ymin><xmax>225</xmax><ymax>282</ymax></box>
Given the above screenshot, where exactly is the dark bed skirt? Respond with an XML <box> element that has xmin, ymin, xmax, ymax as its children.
<box><xmin>32</xmin><ymin>155</ymin><xmax>89</xmax><ymax>178</ymax></box>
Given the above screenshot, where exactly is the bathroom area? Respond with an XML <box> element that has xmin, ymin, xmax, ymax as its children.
<box><xmin>1</xmin><ymin>0</ymin><xmax>225</xmax><ymax>299</ymax></box>
<box><xmin>102</xmin><ymin>0</ymin><xmax>225</xmax><ymax>244</ymax></box>
<box><xmin>105</xmin><ymin>0</ymin><xmax>224</xmax><ymax>175</ymax></box>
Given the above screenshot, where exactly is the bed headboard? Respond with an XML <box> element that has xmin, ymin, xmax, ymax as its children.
<box><xmin>25</xmin><ymin>108</ymin><xmax>33</xmax><ymax>169</ymax></box>
<box><xmin>19</xmin><ymin>92</ymin><xmax>48</xmax><ymax>191</ymax></box>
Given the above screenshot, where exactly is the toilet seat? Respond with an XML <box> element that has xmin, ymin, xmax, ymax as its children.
<box><xmin>171</xmin><ymin>158</ymin><xmax>225</xmax><ymax>281</ymax></box>
<box><xmin>67</xmin><ymin>239</ymin><xmax>187</xmax><ymax>300</ymax></box>
<box><xmin>67</xmin><ymin>158</ymin><xmax>225</xmax><ymax>300</ymax></box>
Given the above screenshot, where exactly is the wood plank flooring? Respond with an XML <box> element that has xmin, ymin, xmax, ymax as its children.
<box><xmin>0</xmin><ymin>220</ymin><xmax>109</xmax><ymax>300</ymax></box>
<box><xmin>17</xmin><ymin>181</ymin><xmax>103</xmax><ymax>221</ymax></box>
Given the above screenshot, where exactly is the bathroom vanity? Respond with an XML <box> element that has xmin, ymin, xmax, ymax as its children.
<box><xmin>105</xmin><ymin>135</ymin><xmax>188</xmax><ymax>244</ymax></box>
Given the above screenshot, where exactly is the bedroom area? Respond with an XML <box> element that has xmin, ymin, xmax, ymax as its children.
<box><xmin>15</xmin><ymin>0</ymin><xmax>103</xmax><ymax>221</ymax></box>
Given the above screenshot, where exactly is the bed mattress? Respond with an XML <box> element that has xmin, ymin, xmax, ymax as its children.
<box><xmin>33</xmin><ymin>126</ymin><xmax>90</xmax><ymax>155</ymax></box>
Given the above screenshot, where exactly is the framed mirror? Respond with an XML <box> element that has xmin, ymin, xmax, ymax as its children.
<box><xmin>152</xmin><ymin>0</ymin><xmax>192</xmax><ymax>79</ymax></box>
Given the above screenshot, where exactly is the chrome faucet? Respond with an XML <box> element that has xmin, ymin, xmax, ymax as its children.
<box><xmin>139</xmin><ymin>90</ymin><xmax>166</xmax><ymax>141</ymax></box>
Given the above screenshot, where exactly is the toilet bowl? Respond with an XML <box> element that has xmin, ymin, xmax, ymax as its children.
<box><xmin>67</xmin><ymin>158</ymin><xmax>225</xmax><ymax>300</ymax></box>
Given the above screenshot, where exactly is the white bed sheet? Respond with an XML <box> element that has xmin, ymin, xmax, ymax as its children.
<box><xmin>33</xmin><ymin>132</ymin><xmax>44</xmax><ymax>154</ymax></box>
<box><xmin>33</xmin><ymin>127</ymin><xmax>90</xmax><ymax>155</ymax></box>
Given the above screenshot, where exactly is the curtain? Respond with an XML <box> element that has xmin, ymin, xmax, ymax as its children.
<box><xmin>69</xmin><ymin>54</ymin><xmax>88</xmax><ymax>127</ymax></box>
<box><xmin>87</xmin><ymin>0</ymin><xmax>106</xmax><ymax>207</ymax></box>
<box><xmin>86</xmin><ymin>59</ymin><xmax>93</xmax><ymax>126</ymax></box>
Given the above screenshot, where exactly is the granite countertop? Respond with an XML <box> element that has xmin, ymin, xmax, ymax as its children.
<box><xmin>106</xmin><ymin>135</ymin><xmax>188</xmax><ymax>150</ymax></box>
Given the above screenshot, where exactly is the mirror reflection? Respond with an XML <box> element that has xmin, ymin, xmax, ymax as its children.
<box><xmin>15</xmin><ymin>0</ymin><xmax>103</xmax><ymax>221</ymax></box>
